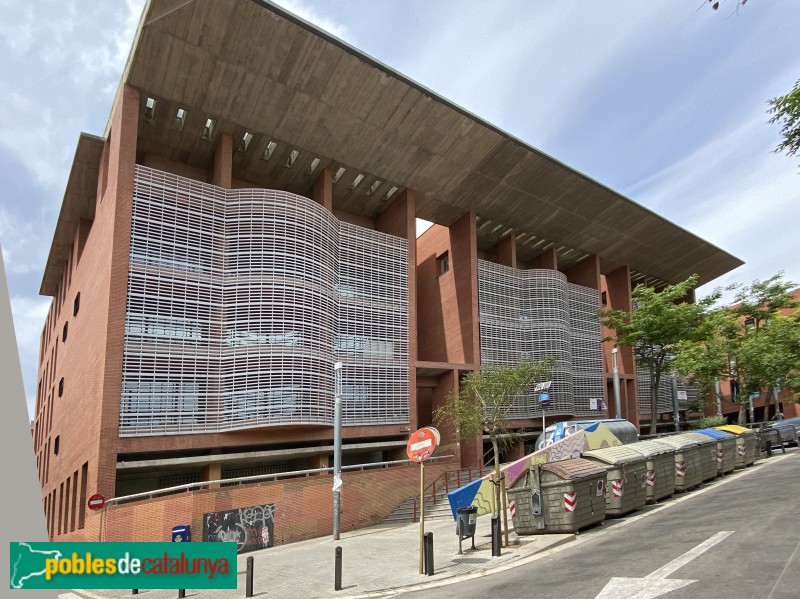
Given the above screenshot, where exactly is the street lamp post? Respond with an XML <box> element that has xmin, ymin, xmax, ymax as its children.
<box><xmin>333</xmin><ymin>361</ymin><xmax>343</xmax><ymax>540</ymax></box>
<box><xmin>612</xmin><ymin>348</ymin><xmax>622</xmax><ymax>419</ymax></box>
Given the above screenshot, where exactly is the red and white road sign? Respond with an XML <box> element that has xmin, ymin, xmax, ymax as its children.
<box><xmin>612</xmin><ymin>479</ymin><xmax>623</xmax><ymax>498</ymax></box>
<box><xmin>646</xmin><ymin>470</ymin><xmax>656</xmax><ymax>488</ymax></box>
<box><xmin>406</xmin><ymin>427</ymin><xmax>440</xmax><ymax>462</ymax></box>
<box><xmin>716</xmin><ymin>448</ymin><xmax>724</xmax><ymax>463</ymax></box>
<box><xmin>564</xmin><ymin>491</ymin><xmax>577</xmax><ymax>512</ymax></box>
<box><xmin>509</xmin><ymin>499</ymin><xmax>516</xmax><ymax>519</ymax></box>
<box><xmin>676</xmin><ymin>461</ymin><xmax>686</xmax><ymax>478</ymax></box>
<box><xmin>596</xmin><ymin>479</ymin><xmax>605</xmax><ymax>496</ymax></box>
<box><xmin>738</xmin><ymin>445</ymin><xmax>746</xmax><ymax>457</ymax></box>
<box><xmin>87</xmin><ymin>493</ymin><xmax>105</xmax><ymax>511</ymax></box>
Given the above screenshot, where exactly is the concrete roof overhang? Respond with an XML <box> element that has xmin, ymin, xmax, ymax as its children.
<box><xmin>41</xmin><ymin>0</ymin><xmax>742</xmax><ymax>294</ymax></box>
<box><xmin>40</xmin><ymin>134</ymin><xmax>104</xmax><ymax>295</ymax></box>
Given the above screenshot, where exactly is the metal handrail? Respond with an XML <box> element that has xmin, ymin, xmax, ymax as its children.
<box><xmin>411</xmin><ymin>464</ymin><xmax>483</xmax><ymax>521</ymax></box>
<box><xmin>106</xmin><ymin>454</ymin><xmax>454</xmax><ymax>507</ymax></box>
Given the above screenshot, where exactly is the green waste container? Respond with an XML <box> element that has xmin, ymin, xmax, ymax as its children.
<box><xmin>582</xmin><ymin>446</ymin><xmax>649</xmax><ymax>516</ymax></box>
<box><xmin>694</xmin><ymin>428</ymin><xmax>737</xmax><ymax>475</ymax></box>
<box><xmin>625</xmin><ymin>440</ymin><xmax>676</xmax><ymax>504</ymax></box>
<box><xmin>508</xmin><ymin>458</ymin><xmax>607</xmax><ymax>534</ymax></box>
<box><xmin>716</xmin><ymin>425</ymin><xmax>757</xmax><ymax>468</ymax></box>
<box><xmin>672</xmin><ymin>433</ymin><xmax>719</xmax><ymax>482</ymax></box>
<box><xmin>649</xmin><ymin>437</ymin><xmax>703</xmax><ymax>492</ymax></box>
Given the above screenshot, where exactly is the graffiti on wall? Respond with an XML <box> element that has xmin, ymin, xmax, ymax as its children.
<box><xmin>203</xmin><ymin>503</ymin><xmax>275</xmax><ymax>554</ymax></box>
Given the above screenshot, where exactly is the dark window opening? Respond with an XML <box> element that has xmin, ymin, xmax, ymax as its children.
<box><xmin>601</xmin><ymin>291</ymin><xmax>608</xmax><ymax>307</ymax></box>
<box><xmin>437</xmin><ymin>252</ymin><xmax>450</xmax><ymax>276</ymax></box>
<box><xmin>54</xmin><ymin>436</ymin><xmax>60</xmax><ymax>455</ymax></box>
<box><xmin>62</xmin><ymin>322</ymin><xmax>68</xmax><ymax>343</ymax></box>
<box><xmin>73</xmin><ymin>292</ymin><xmax>80</xmax><ymax>316</ymax></box>
<box><xmin>58</xmin><ymin>377</ymin><xmax>64</xmax><ymax>398</ymax></box>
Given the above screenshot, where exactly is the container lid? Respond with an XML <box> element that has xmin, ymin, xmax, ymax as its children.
<box><xmin>716</xmin><ymin>425</ymin><xmax>755</xmax><ymax>436</ymax></box>
<box><xmin>541</xmin><ymin>458</ymin><xmax>607</xmax><ymax>480</ymax></box>
<box><xmin>694</xmin><ymin>428</ymin><xmax>734</xmax><ymax>440</ymax></box>
<box><xmin>582</xmin><ymin>445</ymin><xmax>647</xmax><ymax>466</ymax></box>
<box><xmin>672</xmin><ymin>432</ymin><xmax>715</xmax><ymax>445</ymax></box>
<box><xmin>625</xmin><ymin>440</ymin><xmax>674</xmax><ymax>457</ymax></box>
<box><xmin>651</xmin><ymin>436</ymin><xmax>699</xmax><ymax>450</ymax></box>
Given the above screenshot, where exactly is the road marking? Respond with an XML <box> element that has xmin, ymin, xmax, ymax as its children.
<box><xmin>594</xmin><ymin>531</ymin><xmax>734</xmax><ymax>599</ymax></box>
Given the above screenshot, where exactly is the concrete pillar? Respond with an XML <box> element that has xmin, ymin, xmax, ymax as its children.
<box><xmin>497</xmin><ymin>234</ymin><xmax>517</xmax><ymax>269</ymax></box>
<box><xmin>202</xmin><ymin>463</ymin><xmax>223</xmax><ymax>489</ymax></box>
<box><xmin>308</xmin><ymin>453</ymin><xmax>330</xmax><ymax>471</ymax></box>
<box><xmin>313</xmin><ymin>167</ymin><xmax>333</xmax><ymax>212</ymax></box>
<box><xmin>430</xmin><ymin>370</ymin><xmax>462</xmax><ymax>466</ymax></box>
<box><xmin>212</xmin><ymin>133</ymin><xmax>233</xmax><ymax>188</ymax></box>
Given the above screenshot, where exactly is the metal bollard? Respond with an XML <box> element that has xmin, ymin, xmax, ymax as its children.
<box><xmin>132</xmin><ymin>591</ymin><xmax>138</xmax><ymax>596</ymax></box>
<box><xmin>334</xmin><ymin>546</ymin><xmax>342</xmax><ymax>591</ymax></box>
<box><xmin>491</xmin><ymin>516</ymin><xmax>501</xmax><ymax>557</ymax></box>
<box><xmin>246</xmin><ymin>555</ymin><xmax>254</xmax><ymax>598</ymax></box>
<box><xmin>178</xmin><ymin>590</ymin><xmax>185</xmax><ymax>599</ymax></box>
<box><xmin>424</xmin><ymin>532</ymin><xmax>434</xmax><ymax>576</ymax></box>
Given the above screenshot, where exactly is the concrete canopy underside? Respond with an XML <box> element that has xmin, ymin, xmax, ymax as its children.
<box><xmin>41</xmin><ymin>0</ymin><xmax>742</xmax><ymax>295</ymax></box>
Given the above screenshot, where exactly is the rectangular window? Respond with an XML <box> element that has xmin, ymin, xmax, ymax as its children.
<box><xmin>57</xmin><ymin>482</ymin><xmax>64</xmax><ymax>536</ymax></box>
<box><xmin>64</xmin><ymin>476</ymin><xmax>71</xmax><ymax>536</ymax></box>
<box><xmin>78</xmin><ymin>462</ymin><xmax>88</xmax><ymax>529</ymax></box>
<box><xmin>70</xmin><ymin>470</ymin><xmax>78</xmax><ymax>532</ymax></box>
<box><xmin>437</xmin><ymin>251</ymin><xmax>449</xmax><ymax>276</ymax></box>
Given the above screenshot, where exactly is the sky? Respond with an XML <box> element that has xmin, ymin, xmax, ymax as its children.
<box><xmin>1</xmin><ymin>0</ymin><xmax>799</xmax><ymax>419</ymax></box>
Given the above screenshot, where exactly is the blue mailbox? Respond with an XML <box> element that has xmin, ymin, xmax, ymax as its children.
<box><xmin>172</xmin><ymin>525</ymin><xmax>190</xmax><ymax>542</ymax></box>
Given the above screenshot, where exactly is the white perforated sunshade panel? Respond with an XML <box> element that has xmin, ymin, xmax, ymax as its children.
<box><xmin>120</xmin><ymin>166</ymin><xmax>408</xmax><ymax>436</ymax></box>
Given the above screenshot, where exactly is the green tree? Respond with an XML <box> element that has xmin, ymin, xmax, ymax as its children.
<box><xmin>434</xmin><ymin>358</ymin><xmax>553</xmax><ymax>539</ymax></box>
<box><xmin>600</xmin><ymin>275</ymin><xmax>719</xmax><ymax>435</ymax></box>
<box><xmin>768</xmin><ymin>79</ymin><xmax>800</xmax><ymax>164</ymax></box>
<box><xmin>673</xmin><ymin>274</ymin><xmax>799</xmax><ymax>423</ymax></box>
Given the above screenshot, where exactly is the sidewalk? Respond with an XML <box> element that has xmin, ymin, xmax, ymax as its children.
<box><xmin>72</xmin><ymin>513</ymin><xmax>572</xmax><ymax>599</ymax></box>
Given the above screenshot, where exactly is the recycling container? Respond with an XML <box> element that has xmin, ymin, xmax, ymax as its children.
<box><xmin>694</xmin><ymin>428</ymin><xmax>736</xmax><ymax>475</ymax></box>
<box><xmin>650</xmin><ymin>437</ymin><xmax>703</xmax><ymax>492</ymax></box>
<box><xmin>673</xmin><ymin>432</ymin><xmax>719</xmax><ymax>482</ymax></box>
<box><xmin>625</xmin><ymin>440</ymin><xmax>676</xmax><ymax>503</ymax></box>
<box><xmin>455</xmin><ymin>506</ymin><xmax>478</xmax><ymax>539</ymax></box>
<box><xmin>582</xmin><ymin>446</ymin><xmax>649</xmax><ymax>516</ymax></box>
<box><xmin>508</xmin><ymin>458</ymin><xmax>607</xmax><ymax>534</ymax></box>
<box><xmin>716</xmin><ymin>425</ymin><xmax>757</xmax><ymax>467</ymax></box>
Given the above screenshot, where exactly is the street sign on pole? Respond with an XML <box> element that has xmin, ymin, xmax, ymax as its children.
<box><xmin>88</xmin><ymin>494</ymin><xmax>105</xmax><ymax>511</ymax></box>
<box><xmin>406</xmin><ymin>427</ymin><xmax>439</xmax><ymax>463</ymax></box>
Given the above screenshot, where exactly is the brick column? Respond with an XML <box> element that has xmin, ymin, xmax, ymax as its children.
<box><xmin>531</xmin><ymin>247</ymin><xmax>558</xmax><ymax>270</ymax></box>
<box><xmin>212</xmin><ymin>133</ymin><xmax>233</xmax><ymax>188</ymax></box>
<box><xmin>497</xmin><ymin>233</ymin><xmax>517</xmax><ymax>269</ymax></box>
<box><xmin>376</xmin><ymin>189</ymin><xmax>418</xmax><ymax>429</ymax></box>
<box><xmin>313</xmin><ymin>168</ymin><xmax>333</xmax><ymax>212</ymax></box>
<box><xmin>605</xmin><ymin>265</ymin><xmax>639</xmax><ymax>427</ymax></box>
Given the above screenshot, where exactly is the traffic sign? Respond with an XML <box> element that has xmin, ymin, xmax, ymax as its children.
<box><xmin>406</xmin><ymin>427</ymin><xmax>440</xmax><ymax>462</ymax></box>
<box><xmin>539</xmin><ymin>392</ymin><xmax>550</xmax><ymax>403</ymax></box>
<box><xmin>87</xmin><ymin>493</ymin><xmax>105</xmax><ymax>511</ymax></box>
<box><xmin>534</xmin><ymin>381</ymin><xmax>552</xmax><ymax>393</ymax></box>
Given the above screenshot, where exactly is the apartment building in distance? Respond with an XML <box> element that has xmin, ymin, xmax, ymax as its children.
<box><xmin>31</xmin><ymin>0</ymin><xmax>742</xmax><ymax>543</ymax></box>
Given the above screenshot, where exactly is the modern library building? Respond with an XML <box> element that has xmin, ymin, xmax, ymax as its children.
<box><xmin>32</xmin><ymin>0</ymin><xmax>742</xmax><ymax>542</ymax></box>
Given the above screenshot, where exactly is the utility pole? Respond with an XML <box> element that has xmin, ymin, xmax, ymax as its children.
<box><xmin>671</xmin><ymin>371</ymin><xmax>680</xmax><ymax>432</ymax></box>
<box><xmin>714</xmin><ymin>379</ymin><xmax>722</xmax><ymax>416</ymax></box>
<box><xmin>612</xmin><ymin>347</ymin><xmax>622</xmax><ymax>419</ymax></box>
<box><xmin>333</xmin><ymin>361</ymin><xmax>343</xmax><ymax>540</ymax></box>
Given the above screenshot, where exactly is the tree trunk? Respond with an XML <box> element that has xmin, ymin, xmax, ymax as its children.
<box><xmin>737</xmin><ymin>403</ymin><xmax>746</xmax><ymax>426</ymax></box>
<box><xmin>491</xmin><ymin>433</ymin><xmax>501</xmax><ymax>519</ymax></box>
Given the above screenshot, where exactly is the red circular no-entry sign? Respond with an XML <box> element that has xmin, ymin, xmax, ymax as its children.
<box><xmin>406</xmin><ymin>427</ymin><xmax>440</xmax><ymax>463</ymax></box>
<box><xmin>88</xmin><ymin>493</ymin><xmax>106</xmax><ymax>511</ymax></box>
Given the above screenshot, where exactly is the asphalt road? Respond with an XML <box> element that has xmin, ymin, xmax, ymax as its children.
<box><xmin>398</xmin><ymin>451</ymin><xmax>800</xmax><ymax>599</ymax></box>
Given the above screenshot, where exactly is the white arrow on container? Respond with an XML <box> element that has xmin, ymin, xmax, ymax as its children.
<box><xmin>595</xmin><ymin>530</ymin><xmax>734</xmax><ymax>599</ymax></box>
